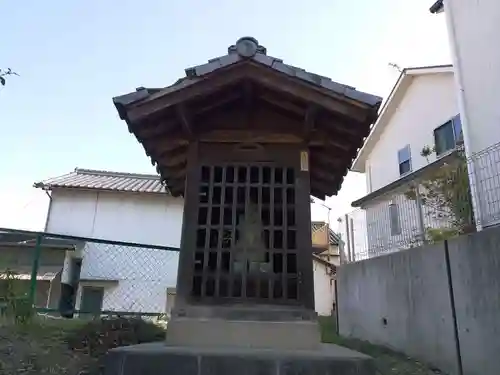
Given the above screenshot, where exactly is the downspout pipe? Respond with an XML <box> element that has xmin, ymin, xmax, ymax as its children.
<box><xmin>442</xmin><ymin>1</ymin><xmax>483</xmax><ymax>231</ymax></box>
<box><xmin>43</xmin><ymin>189</ymin><xmax>53</xmax><ymax>232</ymax></box>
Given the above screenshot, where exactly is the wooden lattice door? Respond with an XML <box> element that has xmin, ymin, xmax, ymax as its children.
<box><xmin>191</xmin><ymin>161</ymin><xmax>305</xmax><ymax>305</ymax></box>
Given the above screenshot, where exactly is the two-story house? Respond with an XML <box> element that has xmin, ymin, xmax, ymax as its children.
<box><xmin>430</xmin><ymin>0</ymin><xmax>500</xmax><ymax>228</ymax></box>
<box><xmin>347</xmin><ymin>65</ymin><xmax>462</xmax><ymax>257</ymax></box>
<box><xmin>34</xmin><ymin>168</ymin><xmax>338</xmax><ymax>316</ymax></box>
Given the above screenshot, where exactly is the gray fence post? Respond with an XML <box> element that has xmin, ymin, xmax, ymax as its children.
<box><xmin>415</xmin><ymin>185</ymin><xmax>426</xmax><ymax>245</ymax></box>
<box><xmin>345</xmin><ymin>214</ymin><xmax>352</xmax><ymax>262</ymax></box>
<box><xmin>349</xmin><ymin>217</ymin><xmax>356</xmax><ymax>262</ymax></box>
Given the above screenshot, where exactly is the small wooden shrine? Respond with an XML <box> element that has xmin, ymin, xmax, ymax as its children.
<box><xmin>113</xmin><ymin>37</ymin><xmax>381</xmax><ymax>350</ymax></box>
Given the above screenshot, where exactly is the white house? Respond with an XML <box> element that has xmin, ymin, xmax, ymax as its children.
<box><xmin>34</xmin><ymin>168</ymin><xmax>338</xmax><ymax>316</ymax></box>
<box><xmin>347</xmin><ymin>65</ymin><xmax>463</xmax><ymax>258</ymax></box>
<box><xmin>34</xmin><ymin>168</ymin><xmax>184</xmax><ymax>315</ymax></box>
<box><xmin>430</xmin><ymin>0</ymin><xmax>500</xmax><ymax>227</ymax></box>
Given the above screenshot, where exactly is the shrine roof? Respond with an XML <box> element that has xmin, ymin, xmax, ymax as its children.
<box><xmin>114</xmin><ymin>37</ymin><xmax>381</xmax><ymax>115</ymax></box>
<box><xmin>112</xmin><ymin>37</ymin><xmax>383</xmax><ymax>199</ymax></box>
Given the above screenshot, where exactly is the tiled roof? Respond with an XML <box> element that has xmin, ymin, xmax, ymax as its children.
<box><xmin>34</xmin><ymin>168</ymin><xmax>169</xmax><ymax>195</ymax></box>
<box><xmin>430</xmin><ymin>0</ymin><xmax>444</xmax><ymax>13</ymax></box>
<box><xmin>113</xmin><ymin>37</ymin><xmax>382</xmax><ymax>113</ymax></box>
<box><xmin>311</xmin><ymin>221</ymin><xmax>341</xmax><ymax>246</ymax></box>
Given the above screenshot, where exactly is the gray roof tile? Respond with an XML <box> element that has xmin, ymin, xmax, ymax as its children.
<box><xmin>113</xmin><ymin>37</ymin><xmax>382</xmax><ymax>109</ymax></box>
<box><xmin>34</xmin><ymin>168</ymin><xmax>169</xmax><ymax>195</ymax></box>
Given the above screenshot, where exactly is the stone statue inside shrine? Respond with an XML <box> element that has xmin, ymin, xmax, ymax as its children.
<box><xmin>233</xmin><ymin>202</ymin><xmax>270</xmax><ymax>273</ymax></box>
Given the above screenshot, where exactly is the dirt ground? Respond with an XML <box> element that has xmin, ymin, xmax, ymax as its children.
<box><xmin>0</xmin><ymin>316</ymin><xmax>444</xmax><ymax>375</ymax></box>
<box><xmin>0</xmin><ymin>318</ymin><xmax>98</xmax><ymax>375</ymax></box>
<box><xmin>319</xmin><ymin>316</ymin><xmax>444</xmax><ymax>375</ymax></box>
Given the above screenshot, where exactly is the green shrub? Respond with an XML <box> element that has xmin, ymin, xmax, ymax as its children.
<box><xmin>0</xmin><ymin>269</ymin><xmax>34</xmax><ymax>324</ymax></box>
<box><xmin>66</xmin><ymin>316</ymin><xmax>165</xmax><ymax>358</ymax></box>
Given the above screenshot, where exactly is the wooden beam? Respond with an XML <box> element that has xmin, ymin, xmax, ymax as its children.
<box><xmin>259</xmin><ymin>93</ymin><xmax>304</xmax><ymax>117</ymax></box>
<box><xmin>243</xmin><ymin>80</ymin><xmax>253</xmax><ymax>128</ymax></box>
<box><xmin>157</xmin><ymin>149</ymin><xmax>188</xmax><ymax>167</ymax></box>
<box><xmin>303</xmin><ymin>105</ymin><xmax>318</xmax><ymax>140</ymax></box>
<box><xmin>195</xmin><ymin>92</ymin><xmax>241</xmax><ymax>115</ymax></box>
<box><xmin>196</xmin><ymin>129</ymin><xmax>304</xmax><ymax>143</ymax></box>
<box><xmin>310</xmin><ymin>179</ymin><xmax>333</xmax><ymax>199</ymax></box>
<box><xmin>142</xmin><ymin>137</ymin><xmax>189</xmax><ymax>155</ymax></box>
<box><xmin>321</xmin><ymin>117</ymin><xmax>366</xmax><ymax>137</ymax></box>
<box><xmin>176</xmin><ymin>104</ymin><xmax>193</xmax><ymax>137</ymax></box>
<box><xmin>245</xmin><ymin>63</ymin><xmax>369</xmax><ymax>122</ymax></box>
<box><xmin>135</xmin><ymin>119</ymin><xmax>180</xmax><ymax>139</ymax></box>
<box><xmin>167</xmin><ymin>166</ymin><xmax>186</xmax><ymax>180</ymax></box>
<box><xmin>124</xmin><ymin>61</ymin><xmax>371</xmax><ymax>124</ymax></box>
<box><xmin>314</xmin><ymin>128</ymin><xmax>352</xmax><ymax>151</ymax></box>
<box><xmin>310</xmin><ymin>168</ymin><xmax>338</xmax><ymax>184</ymax></box>
<box><xmin>310</xmin><ymin>151</ymin><xmax>344</xmax><ymax>167</ymax></box>
<box><xmin>126</xmin><ymin>69</ymin><xmax>248</xmax><ymax>123</ymax></box>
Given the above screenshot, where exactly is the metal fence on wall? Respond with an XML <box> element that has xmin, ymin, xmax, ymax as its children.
<box><xmin>339</xmin><ymin>142</ymin><xmax>500</xmax><ymax>261</ymax></box>
<box><xmin>0</xmin><ymin>227</ymin><xmax>180</xmax><ymax>320</ymax></box>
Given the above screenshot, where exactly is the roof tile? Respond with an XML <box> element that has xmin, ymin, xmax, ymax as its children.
<box><xmin>34</xmin><ymin>168</ymin><xmax>168</xmax><ymax>195</ymax></box>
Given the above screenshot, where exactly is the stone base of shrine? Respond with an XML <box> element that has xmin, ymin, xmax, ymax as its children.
<box><xmin>103</xmin><ymin>342</ymin><xmax>376</xmax><ymax>375</ymax></box>
<box><xmin>165</xmin><ymin>317</ymin><xmax>322</xmax><ymax>351</ymax></box>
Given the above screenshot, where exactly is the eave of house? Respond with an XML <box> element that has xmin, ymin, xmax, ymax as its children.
<box><xmin>33</xmin><ymin>168</ymin><xmax>170</xmax><ymax>195</ymax></box>
<box><xmin>351</xmin><ymin>148</ymin><xmax>461</xmax><ymax>208</ymax></box>
<box><xmin>430</xmin><ymin>0</ymin><xmax>444</xmax><ymax>14</ymax></box>
<box><xmin>350</xmin><ymin>64</ymin><xmax>454</xmax><ymax>173</ymax></box>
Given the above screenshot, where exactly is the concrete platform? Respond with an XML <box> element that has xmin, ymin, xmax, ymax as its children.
<box><xmin>166</xmin><ymin>317</ymin><xmax>322</xmax><ymax>350</ymax></box>
<box><xmin>104</xmin><ymin>342</ymin><xmax>376</xmax><ymax>375</ymax></box>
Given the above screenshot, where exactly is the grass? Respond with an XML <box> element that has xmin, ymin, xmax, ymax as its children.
<box><xmin>0</xmin><ymin>315</ymin><xmax>444</xmax><ymax>375</ymax></box>
<box><xmin>318</xmin><ymin>316</ymin><xmax>444</xmax><ymax>375</ymax></box>
<box><xmin>0</xmin><ymin>317</ymin><xmax>97</xmax><ymax>374</ymax></box>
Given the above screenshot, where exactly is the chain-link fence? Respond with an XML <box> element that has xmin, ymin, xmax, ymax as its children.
<box><xmin>0</xmin><ymin>227</ymin><xmax>179</xmax><ymax>320</ymax></box>
<box><xmin>339</xmin><ymin>142</ymin><xmax>500</xmax><ymax>261</ymax></box>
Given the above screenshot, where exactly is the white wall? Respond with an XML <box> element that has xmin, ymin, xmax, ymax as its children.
<box><xmin>47</xmin><ymin>189</ymin><xmax>184</xmax><ymax>314</ymax></box>
<box><xmin>46</xmin><ymin>189</ymin><xmax>184</xmax><ymax>247</ymax></box>
<box><xmin>357</xmin><ymin>73</ymin><xmax>459</xmax><ymax>257</ymax></box>
<box><xmin>313</xmin><ymin>260</ymin><xmax>335</xmax><ymax>316</ymax></box>
<box><xmin>366</xmin><ymin>72</ymin><xmax>458</xmax><ymax>192</ymax></box>
<box><xmin>444</xmin><ymin>0</ymin><xmax>500</xmax><ymax>226</ymax></box>
<box><xmin>446</xmin><ymin>0</ymin><xmax>500</xmax><ymax>154</ymax></box>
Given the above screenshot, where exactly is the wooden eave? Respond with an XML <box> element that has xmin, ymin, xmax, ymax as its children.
<box><xmin>123</xmin><ymin>60</ymin><xmax>377</xmax><ymax>125</ymax></box>
<box><xmin>115</xmin><ymin>60</ymin><xmax>380</xmax><ymax>199</ymax></box>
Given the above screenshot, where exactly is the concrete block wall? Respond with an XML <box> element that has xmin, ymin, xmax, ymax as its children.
<box><xmin>447</xmin><ymin>228</ymin><xmax>500</xmax><ymax>375</ymax></box>
<box><xmin>337</xmin><ymin>226</ymin><xmax>500</xmax><ymax>375</ymax></box>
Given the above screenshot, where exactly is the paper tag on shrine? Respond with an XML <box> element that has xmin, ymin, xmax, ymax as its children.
<box><xmin>300</xmin><ymin>151</ymin><xmax>309</xmax><ymax>171</ymax></box>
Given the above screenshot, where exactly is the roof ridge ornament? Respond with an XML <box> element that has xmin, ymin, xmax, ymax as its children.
<box><xmin>228</xmin><ymin>37</ymin><xmax>266</xmax><ymax>58</ymax></box>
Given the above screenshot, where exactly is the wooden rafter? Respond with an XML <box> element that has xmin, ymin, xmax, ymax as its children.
<box><xmin>126</xmin><ymin>62</ymin><xmax>371</xmax><ymax>124</ymax></box>
<box><xmin>176</xmin><ymin>104</ymin><xmax>193</xmax><ymax>138</ymax></box>
<box><xmin>303</xmin><ymin>105</ymin><xmax>318</xmax><ymax>140</ymax></box>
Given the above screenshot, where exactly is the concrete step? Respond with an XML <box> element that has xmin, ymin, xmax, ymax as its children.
<box><xmin>166</xmin><ymin>317</ymin><xmax>322</xmax><ymax>351</ymax></box>
<box><xmin>104</xmin><ymin>342</ymin><xmax>376</xmax><ymax>375</ymax></box>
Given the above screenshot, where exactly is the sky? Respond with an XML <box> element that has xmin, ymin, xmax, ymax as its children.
<box><xmin>0</xmin><ymin>0</ymin><xmax>451</xmax><ymax>233</ymax></box>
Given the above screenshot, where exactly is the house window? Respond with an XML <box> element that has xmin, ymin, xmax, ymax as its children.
<box><xmin>434</xmin><ymin>114</ymin><xmax>463</xmax><ymax>156</ymax></box>
<box><xmin>80</xmin><ymin>286</ymin><xmax>104</xmax><ymax>315</ymax></box>
<box><xmin>389</xmin><ymin>203</ymin><xmax>401</xmax><ymax>236</ymax></box>
<box><xmin>398</xmin><ymin>145</ymin><xmax>412</xmax><ymax>176</ymax></box>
